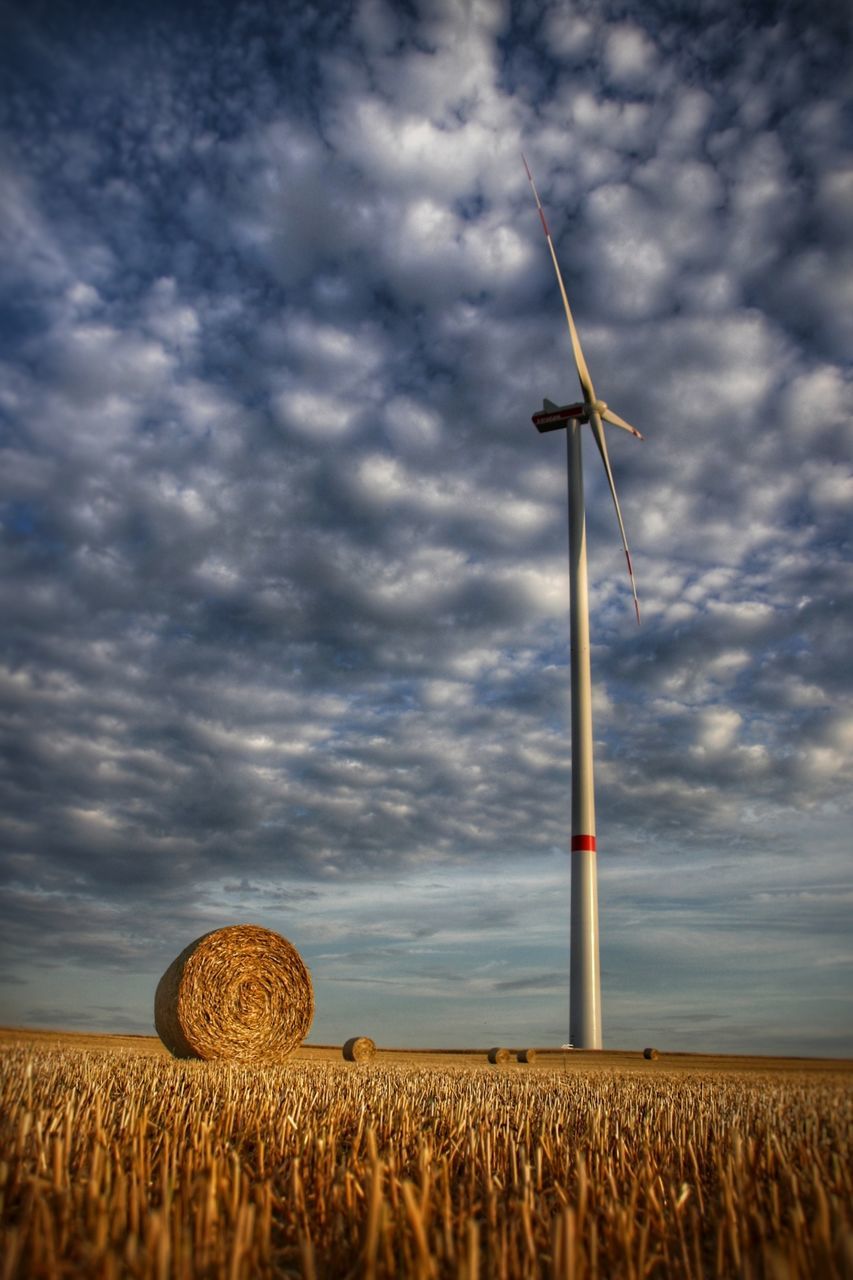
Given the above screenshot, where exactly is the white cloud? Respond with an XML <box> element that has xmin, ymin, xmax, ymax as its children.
<box><xmin>546</xmin><ymin>11</ymin><xmax>594</xmax><ymax>57</ymax></box>
<box><xmin>694</xmin><ymin>707</ymin><xmax>739</xmax><ymax>755</ymax></box>
<box><xmin>806</xmin><ymin>463</ymin><xmax>853</xmax><ymax>508</ymax></box>
<box><xmin>47</xmin><ymin>323</ymin><xmax>175</xmax><ymax>405</ymax></box>
<box><xmin>604</xmin><ymin>24</ymin><xmax>657</xmax><ymax>87</ymax></box>
<box><xmin>384</xmin><ymin>396</ymin><xmax>442</xmax><ymax>451</ymax></box>
<box><xmin>0</xmin><ymin>161</ymin><xmax>70</xmax><ymax>291</ymax></box>
<box><xmin>274</xmin><ymin>388</ymin><xmax>361</xmax><ymax>438</ymax></box>
<box><xmin>778</xmin><ymin>365</ymin><xmax>851</xmax><ymax>445</ymax></box>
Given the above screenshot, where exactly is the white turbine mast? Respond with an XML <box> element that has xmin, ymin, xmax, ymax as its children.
<box><xmin>523</xmin><ymin>155</ymin><xmax>644</xmax><ymax>1050</ymax></box>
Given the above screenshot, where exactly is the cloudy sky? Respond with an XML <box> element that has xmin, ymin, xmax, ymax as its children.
<box><xmin>1</xmin><ymin>0</ymin><xmax>851</xmax><ymax>1055</ymax></box>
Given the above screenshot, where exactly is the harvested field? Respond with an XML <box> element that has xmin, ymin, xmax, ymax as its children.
<box><xmin>0</xmin><ymin>1029</ymin><xmax>851</xmax><ymax>1278</ymax></box>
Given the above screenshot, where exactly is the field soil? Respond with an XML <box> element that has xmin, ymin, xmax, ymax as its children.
<box><xmin>1</xmin><ymin>1024</ymin><xmax>850</xmax><ymax>1073</ymax></box>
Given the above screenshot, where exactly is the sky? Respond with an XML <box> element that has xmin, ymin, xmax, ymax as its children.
<box><xmin>1</xmin><ymin>0</ymin><xmax>851</xmax><ymax>1056</ymax></box>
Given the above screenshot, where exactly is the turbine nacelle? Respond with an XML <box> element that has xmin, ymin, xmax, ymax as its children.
<box><xmin>532</xmin><ymin>397</ymin><xmax>644</xmax><ymax>442</ymax></box>
<box><xmin>532</xmin><ymin>401</ymin><xmax>588</xmax><ymax>432</ymax></box>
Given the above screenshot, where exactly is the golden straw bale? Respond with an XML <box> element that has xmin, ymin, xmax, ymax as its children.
<box><xmin>487</xmin><ymin>1047</ymin><xmax>511</xmax><ymax>1064</ymax></box>
<box><xmin>342</xmin><ymin>1036</ymin><xmax>376</xmax><ymax>1062</ymax></box>
<box><xmin>517</xmin><ymin>1048</ymin><xmax>537</xmax><ymax>1064</ymax></box>
<box><xmin>154</xmin><ymin>924</ymin><xmax>313</xmax><ymax>1062</ymax></box>
<box><xmin>643</xmin><ymin>1047</ymin><xmax>660</xmax><ymax>1060</ymax></box>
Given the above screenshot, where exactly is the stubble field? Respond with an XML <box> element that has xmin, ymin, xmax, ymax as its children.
<box><xmin>1</xmin><ymin>1028</ymin><xmax>850</xmax><ymax>1278</ymax></box>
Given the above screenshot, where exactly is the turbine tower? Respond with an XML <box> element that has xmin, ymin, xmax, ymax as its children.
<box><xmin>523</xmin><ymin>157</ymin><xmax>643</xmax><ymax>1050</ymax></box>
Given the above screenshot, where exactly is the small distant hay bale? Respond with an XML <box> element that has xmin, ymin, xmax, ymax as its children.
<box><xmin>487</xmin><ymin>1047</ymin><xmax>511</xmax><ymax>1064</ymax></box>
<box><xmin>342</xmin><ymin>1036</ymin><xmax>376</xmax><ymax>1062</ymax></box>
<box><xmin>517</xmin><ymin>1049</ymin><xmax>537</xmax><ymax>1064</ymax></box>
<box><xmin>643</xmin><ymin>1047</ymin><xmax>660</xmax><ymax>1060</ymax></box>
<box><xmin>154</xmin><ymin>924</ymin><xmax>313</xmax><ymax>1062</ymax></box>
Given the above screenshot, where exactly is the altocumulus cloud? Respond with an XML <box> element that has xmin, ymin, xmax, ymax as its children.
<box><xmin>0</xmin><ymin>0</ymin><xmax>851</xmax><ymax>1053</ymax></box>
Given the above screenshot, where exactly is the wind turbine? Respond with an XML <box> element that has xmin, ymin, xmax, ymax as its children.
<box><xmin>523</xmin><ymin>156</ymin><xmax>643</xmax><ymax>1051</ymax></box>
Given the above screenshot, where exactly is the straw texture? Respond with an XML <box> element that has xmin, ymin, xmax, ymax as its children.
<box><xmin>517</xmin><ymin>1049</ymin><xmax>537</xmax><ymax>1064</ymax></box>
<box><xmin>342</xmin><ymin>1036</ymin><xmax>376</xmax><ymax>1062</ymax></box>
<box><xmin>487</xmin><ymin>1047</ymin><xmax>511</xmax><ymax>1064</ymax></box>
<box><xmin>643</xmin><ymin>1047</ymin><xmax>660</xmax><ymax>1060</ymax></box>
<box><xmin>154</xmin><ymin>924</ymin><xmax>313</xmax><ymax>1062</ymax></box>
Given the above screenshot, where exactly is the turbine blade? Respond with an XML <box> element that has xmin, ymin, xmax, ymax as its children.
<box><xmin>601</xmin><ymin>405</ymin><xmax>644</xmax><ymax>441</ymax></box>
<box><xmin>522</xmin><ymin>154</ymin><xmax>595</xmax><ymax>404</ymax></box>
<box><xmin>589</xmin><ymin>411</ymin><xmax>641</xmax><ymax>624</ymax></box>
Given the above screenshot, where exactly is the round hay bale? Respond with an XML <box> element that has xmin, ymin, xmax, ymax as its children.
<box><xmin>517</xmin><ymin>1048</ymin><xmax>537</xmax><ymax>1064</ymax></box>
<box><xmin>154</xmin><ymin>924</ymin><xmax>313</xmax><ymax>1062</ymax></box>
<box><xmin>643</xmin><ymin>1047</ymin><xmax>660</xmax><ymax>1060</ymax></box>
<box><xmin>487</xmin><ymin>1047</ymin><xmax>511</xmax><ymax>1064</ymax></box>
<box><xmin>342</xmin><ymin>1036</ymin><xmax>376</xmax><ymax>1062</ymax></box>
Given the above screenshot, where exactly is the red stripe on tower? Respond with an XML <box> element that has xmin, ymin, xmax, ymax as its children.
<box><xmin>571</xmin><ymin>835</ymin><xmax>597</xmax><ymax>852</ymax></box>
